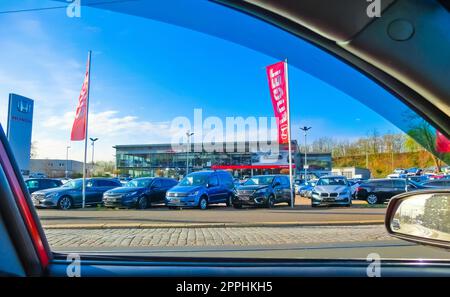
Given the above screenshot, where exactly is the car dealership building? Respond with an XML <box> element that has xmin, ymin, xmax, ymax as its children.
<box><xmin>114</xmin><ymin>141</ymin><xmax>332</xmax><ymax>178</ymax></box>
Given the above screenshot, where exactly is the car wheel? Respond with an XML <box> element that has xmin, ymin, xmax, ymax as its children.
<box><xmin>266</xmin><ymin>195</ymin><xmax>275</xmax><ymax>208</ymax></box>
<box><xmin>57</xmin><ymin>196</ymin><xmax>72</xmax><ymax>210</ymax></box>
<box><xmin>136</xmin><ymin>196</ymin><xmax>148</xmax><ymax>209</ymax></box>
<box><xmin>233</xmin><ymin>204</ymin><xmax>242</xmax><ymax>209</ymax></box>
<box><xmin>199</xmin><ymin>196</ymin><xmax>208</xmax><ymax>210</ymax></box>
<box><xmin>367</xmin><ymin>193</ymin><xmax>379</xmax><ymax>205</ymax></box>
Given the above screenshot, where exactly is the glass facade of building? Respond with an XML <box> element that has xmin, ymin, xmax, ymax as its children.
<box><xmin>115</xmin><ymin>141</ymin><xmax>331</xmax><ymax>178</ymax></box>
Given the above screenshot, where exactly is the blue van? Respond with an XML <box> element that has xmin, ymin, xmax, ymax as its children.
<box><xmin>165</xmin><ymin>170</ymin><xmax>235</xmax><ymax>209</ymax></box>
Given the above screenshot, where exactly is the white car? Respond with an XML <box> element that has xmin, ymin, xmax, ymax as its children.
<box><xmin>29</xmin><ymin>172</ymin><xmax>47</xmax><ymax>179</ymax></box>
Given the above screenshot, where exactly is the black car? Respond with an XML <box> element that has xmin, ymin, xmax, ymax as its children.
<box><xmin>233</xmin><ymin>175</ymin><xmax>293</xmax><ymax>208</ymax></box>
<box><xmin>24</xmin><ymin>178</ymin><xmax>63</xmax><ymax>194</ymax></box>
<box><xmin>103</xmin><ymin>177</ymin><xmax>178</xmax><ymax>209</ymax></box>
<box><xmin>355</xmin><ymin>178</ymin><xmax>427</xmax><ymax>205</ymax></box>
<box><xmin>31</xmin><ymin>178</ymin><xmax>122</xmax><ymax>209</ymax></box>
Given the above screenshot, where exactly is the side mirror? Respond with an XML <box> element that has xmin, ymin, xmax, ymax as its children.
<box><xmin>385</xmin><ymin>189</ymin><xmax>450</xmax><ymax>249</ymax></box>
<box><xmin>273</xmin><ymin>182</ymin><xmax>281</xmax><ymax>187</ymax></box>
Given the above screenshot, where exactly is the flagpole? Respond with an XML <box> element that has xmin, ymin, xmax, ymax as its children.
<box><xmin>284</xmin><ymin>58</ymin><xmax>294</xmax><ymax>209</ymax></box>
<box><xmin>82</xmin><ymin>50</ymin><xmax>92</xmax><ymax>209</ymax></box>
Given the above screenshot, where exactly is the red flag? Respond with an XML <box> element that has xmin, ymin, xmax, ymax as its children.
<box><xmin>266</xmin><ymin>61</ymin><xmax>289</xmax><ymax>144</ymax></box>
<box><xmin>70</xmin><ymin>56</ymin><xmax>90</xmax><ymax>141</ymax></box>
<box><xmin>436</xmin><ymin>131</ymin><xmax>450</xmax><ymax>153</ymax></box>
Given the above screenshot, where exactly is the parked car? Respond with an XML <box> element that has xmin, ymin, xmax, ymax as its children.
<box><xmin>293</xmin><ymin>179</ymin><xmax>304</xmax><ymax>194</ymax></box>
<box><xmin>387</xmin><ymin>168</ymin><xmax>407</xmax><ymax>179</ymax></box>
<box><xmin>31</xmin><ymin>178</ymin><xmax>122</xmax><ymax>210</ymax></box>
<box><xmin>103</xmin><ymin>177</ymin><xmax>178</xmax><ymax>209</ymax></box>
<box><xmin>406</xmin><ymin>167</ymin><xmax>423</xmax><ymax>176</ymax></box>
<box><xmin>355</xmin><ymin>178</ymin><xmax>427</xmax><ymax>205</ymax></box>
<box><xmin>24</xmin><ymin>178</ymin><xmax>63</xmax><ymax>194</ymax></box>
<box><xmin>347</xmin><ymin>179</ymin><xmax>362</xmax><ymax>199</ymax></box>
<box><xmin>165</xmin><ymin>170</ymin><xmax>234</xmax><ymax>209</ymax></box>
<box><xmin>118</xmin><ymin>174</ymin><xmax>132</xmax><ymax>182</ymax></box>
<box><xmin>421</xmin><ymin>179</ymin><xmax>450</xmax><ymax>188</ymax></box>
<box><xmin>311</xmin><ymin>175</ymin><xmax>352</xmax><ymax>207</ymax></box>
<box><xmin>29</xmin><ymin>172</ymin><xmax>47</xmax><ymax>179</ymax></box>
<box><xmin>299</xmin><ymin>179</ymin><xmax>317</xmax><ymax>198</ymax></box>
<box><xmin>233</xmin><ymin>175</ymin><xmax>293</xmax><ymax>208</ymax></box>
<box><xmin>408</xmin><ymin>175</ymin><xmax>429</xmax><ymax>184</ymax></box>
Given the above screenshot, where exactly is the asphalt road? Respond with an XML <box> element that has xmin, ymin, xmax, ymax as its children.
<box><xmin>37</xmin><ymin>197</ymin><xmax>385</xmax><ymax>227</ymax></box>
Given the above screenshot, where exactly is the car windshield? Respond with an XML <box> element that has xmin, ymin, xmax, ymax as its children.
<box><xmin>317</xmin><ymin>177</ymin><xmax>347</xmax><ymax>186</ymax></box>
<box><xmin>61</xmin><ymin>179</ymin><xmax>82</xmax><ymax>189</ymax></box>
<box><xmin>244</xmin><ymin>176</ymin><xmax>274</xmax><ymax>186</ymax></box>
<box><xmin>179</xmin><ymin>174</ymin><xmax>208</xmax><ymax>186</ymax></box>
<box><xmin>3</xmin><ymin>0</ymin><xmax>449</xmax><ymax>262</ymax></box>
<box><xmin>126</xmin><ymin>179</ymin><xmax>153</xmax><ymax>188</ymax></box>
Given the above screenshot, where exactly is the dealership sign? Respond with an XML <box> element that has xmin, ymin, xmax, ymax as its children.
<box><xmin>6</xmin><ymin>94</ymin><xmax>34</xmax><ymax>174</ymax></box>
<box><xmin>266</xmin><ymin>61</ymin><xmax>289</xmax><ymax>144</ymax></box>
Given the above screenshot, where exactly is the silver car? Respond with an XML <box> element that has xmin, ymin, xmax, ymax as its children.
<box><xmin>311</xmin><ymin>175</ymin><xmax>352</xmax><ymax>207</ymax></box>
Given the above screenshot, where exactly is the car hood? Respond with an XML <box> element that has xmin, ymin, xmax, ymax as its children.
<box><xmin>314</xmin><ymin>185</ymin><xmax>348</xmax><ymax>193</ymax></box>
<box><xmin>169</xmin><ymin>185</ymin><xmax>204</xmax><ymax>193</ymax></box>
<box><xmin>237</xmin><ymin>185</ymin><xmax>269</xmax><ymax>191</ymax></box>
<box><xmin>33</xmin><ymin>187</ymin><xmax>72</xmax><ymax>195</ymax></box>
<box><xmin>107</xmin><ymin>187</ymin><xmax>144</xmax><ymax>194</ymax></box>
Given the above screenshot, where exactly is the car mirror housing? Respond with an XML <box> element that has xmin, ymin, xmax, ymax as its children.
<box><xmin>273</xmin><ymin>182</ymin><xmax>281</xmax><ymax>187</ymax></box>
<box><xmin>385</xmin><ymin>189</ymin><xmax>450</xmax><ymax>249</ymax></box>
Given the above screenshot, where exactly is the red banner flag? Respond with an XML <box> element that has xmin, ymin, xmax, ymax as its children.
<box><xmin>266</xmin><ymin>61</ymin><xmax>289</xmax><ymax>144</ymax></box>
<box><xmin>70</xmin><ymin>56</ymin><xmax>90</xmax><ymax>141</ymax></box>
<box><xmin>436</xmin><ymin>131</ymin><xmax>450</xmax><ymax>153</ymax></box>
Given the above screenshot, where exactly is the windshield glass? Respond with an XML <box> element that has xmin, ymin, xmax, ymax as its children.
<box><xmin>179</xmin><ymin>174</ymin><xmax>208</xmax><ymax>186</ymax></box>
<box><xmin>125</xmin><ymin>179</ymin><xmax>153</xmax><ymax>188</ymax></box>
<box><xmin>61</xmin><ymin>179</ymin><xmax>82</xmax><ymax>189</ymax></box>
<box><xmin>244</xmin><ymin>176</ymin><xmax>274</xmax><ymax>186</ymax></box>
<box><xmin>317</xmin><ymin>177</ymin><xmax>347</xmax><ymax>186</ymax></box>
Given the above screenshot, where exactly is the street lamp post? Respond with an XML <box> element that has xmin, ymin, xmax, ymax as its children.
<box><xmin>300</xmin><ymin>126</ymin><xmax>312</xmax><ymax>181</ymax></box>
<box><xmin>65</xmin><ymin>146</ymin><xmax>71</xmax><ymax>179</ymax></box>
<box><xmin>186</xmin><ymin>131</ymin><xmax>194</xmax><ymax>175</ymax></box>
<box><xmin>90</xmin><ymin>137</ymin><xmax>99</xmax><ymax>177</ymax></box>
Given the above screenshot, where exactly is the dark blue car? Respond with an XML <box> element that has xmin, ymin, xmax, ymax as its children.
<box><xmin>165</xmin><ymin>170</ymin><xmax>235</xmax><ymax>210</ymax></box>
<box><xmin>103</xmin><ymin>177</ymin><xmax>178</xmax><ymax>209</ymax></box>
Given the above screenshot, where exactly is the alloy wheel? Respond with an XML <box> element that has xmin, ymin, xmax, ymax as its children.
<box><xmin>59</xmin><ymin>197</ymin><xmax>72</xmax><ymax>210</ymax></box>
<box><xmin>367</xmin><ymin>194</ymin><xmax>378</xmax><ymax>205</ymax></box>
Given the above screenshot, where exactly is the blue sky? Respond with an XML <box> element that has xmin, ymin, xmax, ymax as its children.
<box><xmin>0</xmin><ymin>0</ymin><xmax>406</xmax><ymax>162</ymax></box>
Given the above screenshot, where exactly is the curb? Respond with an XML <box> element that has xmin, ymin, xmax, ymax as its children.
<box><xmin>42</xmin><ymin>220</ymin><xmax>384</xmax><ymax>229</ymax></box>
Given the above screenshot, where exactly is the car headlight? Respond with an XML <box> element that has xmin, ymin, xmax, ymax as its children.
<box><xmin>339</xmin><ymin>191</ymin><xmax>350</xmax><ymax>196</ymax></box>
<box><xmin>312</xmin><ymin>191</ymin><xmax>319</xmax><ymax>196</ymax></box>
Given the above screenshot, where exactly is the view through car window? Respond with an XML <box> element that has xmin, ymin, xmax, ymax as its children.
<box><xmin>0</xmin><ymin>0</ymin><xmax>449</xmax><ymax>261</ymax></box>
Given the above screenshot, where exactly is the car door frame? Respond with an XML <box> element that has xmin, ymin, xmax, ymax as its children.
<box><xmin>206</xmin><ymin>174</ymin><xmax>221</xmax><ymax>203</ymax></box>
<box><xmin>272</xmin><ymin>177</ymin><xmax>284</xmax><ymax>202</ymax></box>
<box><xmin>149</xmin><ymin>178</ymin><xmax>164</xmax><ymax>203</ymax></box>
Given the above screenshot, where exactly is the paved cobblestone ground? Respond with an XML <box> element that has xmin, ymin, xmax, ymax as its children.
<box><xmin>45</xmin><ymin>225</ymin><xmax>393</xmax><ymax>249</ymax></box>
